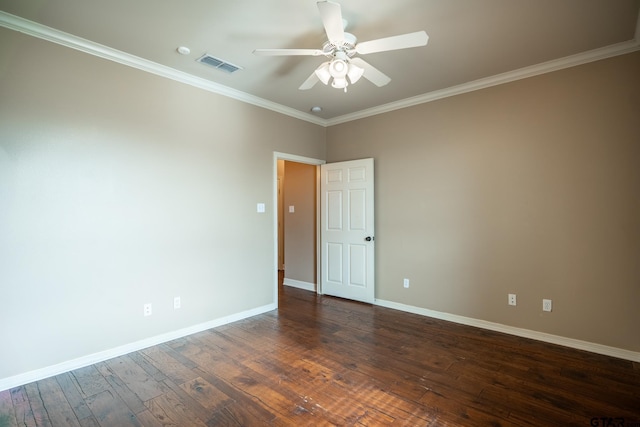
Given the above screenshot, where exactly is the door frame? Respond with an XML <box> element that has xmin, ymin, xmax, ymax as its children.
<box><xmin>273</xmin><ymin>152</ymin><xmax>325</xmax><ymax>306</ymax></box>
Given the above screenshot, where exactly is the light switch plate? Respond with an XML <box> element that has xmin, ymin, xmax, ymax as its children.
<box><xmin>257</xmin><ymin>203</ymin><xmax>265</xmax><ymax>213</ymax></box>
<box><xmin>289</xmin><ymin>205</ymin><xmax>295</xmax><ymax>213</ymax></box>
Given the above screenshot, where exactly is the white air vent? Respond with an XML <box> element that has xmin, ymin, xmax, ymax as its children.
<box><xmin>197</xmin><ymin>54</ymin><xmax>243</xmax><ymax>74</ymax></box>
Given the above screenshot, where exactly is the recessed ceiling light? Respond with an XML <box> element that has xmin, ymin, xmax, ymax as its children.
<box><xmin>177</xmin><ymin>46</ymin><xmax>191</xmax><ymax>55</ymax></box>
<box><xmin>310</xmin><ymin>106</ymin><xmax>322</xmax><ymax>113</ymax></box>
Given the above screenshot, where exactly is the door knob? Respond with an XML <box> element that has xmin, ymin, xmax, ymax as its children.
<box><xmin>365</xmin><ymin>236</ymin><xmax>374</xmax><ymax>241</ymax></box>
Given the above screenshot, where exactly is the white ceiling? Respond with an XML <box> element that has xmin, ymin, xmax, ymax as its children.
<box><xmin>1</xmin><ymin>0</ymin><xmax>639</xmax><ymax>125</ymax></box>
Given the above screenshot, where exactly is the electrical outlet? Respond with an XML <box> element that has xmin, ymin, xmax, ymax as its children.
<box><xmin>508</xmin><ymin>294</ymin><xmax>517</xmax><ymax>306</ymax></box>
<box><xmin>143</xmin><ymin>303</ymin><xmax>152</xmax><ymax>316</ymax></box>
<box><xmin>174</xmin><ymin>296</ymin><xmax>181</xmax><ymax>310</ymax></box>
<box><xmin>543</xmin><ymin>299</ymin><xmax>552</xmax><ymax>312</ymax></box>
<box><xmin>403</xmin><ymin>278</ymin><xmax>410</xmax><ymax>288</ymax></box>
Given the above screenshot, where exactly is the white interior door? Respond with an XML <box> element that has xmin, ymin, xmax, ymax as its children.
<box><xmin>321</xmin><ymin>158</ymin><xmax>375</xmax><ymax>303</ymax></box>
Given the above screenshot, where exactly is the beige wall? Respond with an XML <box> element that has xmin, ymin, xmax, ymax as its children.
<box><xmin>283</xmin><ymin>161</ymin><xmax>317</xmax><ymax>285</ymax></box>
<box><xmin>326</xmin><ymin>52</ymin><xmax>640</xmax><ymax>352</ymax></box>
<box><xmin>1</xmin><ymin>24</ymin><xmax>638</xmax><ymax>387</ymax></box>
<box><xmin>0</xmin><ymin>28</ymin><xmax>325</xmax><ymax>381</ymax></box>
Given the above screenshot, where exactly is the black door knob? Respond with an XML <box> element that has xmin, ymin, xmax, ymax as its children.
<box><xmin>365</xmin><ymin>236</ymin><xmax>374</xmax><ymax>241</ymax></box>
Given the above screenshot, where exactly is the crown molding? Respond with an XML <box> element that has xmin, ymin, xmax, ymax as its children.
<box><xmin>0</xmin><ymin>11</ymin><xmax>326</xmax><ymax>127</ymax></box>
<box><xmin>327</xmin><ymin>38</ymin><xmax>640</xmax><ymax>126</ymax></box>
<box><xmin>2</xmin><ymin>10</ymin><xmax>639</xmax><ymax>128</ymax></box>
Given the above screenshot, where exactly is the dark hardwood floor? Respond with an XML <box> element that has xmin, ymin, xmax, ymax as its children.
<box><xmin>1</xmin><ymin>282</ymin><xmax>639</xmax><ymax>426</ymax></box>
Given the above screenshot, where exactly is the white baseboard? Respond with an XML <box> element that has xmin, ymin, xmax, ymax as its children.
<box><xmin>283</xmin><ymin>278</ymin><xmax>315</xmax><ymax>292</ymax></box>
<box><xmin>375</xmin><ymin>299</ymin><xmax>640</xmax><ymax>363</ymax></box>
<box><xmin>5</xmin><ymin>297</ymin><xmax>636</xmax><ymax>392</ymax></box>
<box><xmin>0</xmin><ymin>302</ymin><xmax>277</xmax><ymax>392</ymax></box>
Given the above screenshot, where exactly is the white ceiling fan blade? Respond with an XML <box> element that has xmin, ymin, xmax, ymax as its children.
<box><xmin>317</xmin><ymin>1</ymin><xmax>345</xmax><ymax>43</ymax></box>
<box><xmin>299</xmin><ymin>71</ymin><xmax>320</xmax><ymax>90</ymax></box>
<box><xmin>253</xmin><ymin>48</ymin><xmax>323</xmax><ymax>56</ymax></box>
<box><xmin>350</xmin><ymin>58</ymin><xmax>391</xmax><ymax>87</ymax></box>
<box><xmin>355</xmin><ymin>31</ymin><xmax>428</xmax><ymax>55</ymax></box>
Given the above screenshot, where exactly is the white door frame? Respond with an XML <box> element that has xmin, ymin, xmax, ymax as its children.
<box><xmin>273</xmin><ymin>152</ymin><xmax>325</xmax><ymax>307</ymax></box>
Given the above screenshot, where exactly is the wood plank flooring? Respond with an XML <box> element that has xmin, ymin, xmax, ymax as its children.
<box><xmin>1</xmin><ymin>283</ymin><xmax>638</xmax><ymax>426</ymax></box>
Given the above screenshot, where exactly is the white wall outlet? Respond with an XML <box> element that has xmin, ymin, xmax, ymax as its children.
<box><xmin>289</xmin><ymin>205</ymin><xmax>295</xmax><ymax>213</ymax></box>
<box><xmin>143</xmin><ymin>303</ymin><xmax>152</xmax><ymax>316</ymax></box>
<box><xmin>543</xmin><ymin>299</ymin><xmax>552</xmax><ymax>312</ymax></box>
<box><xmin>174</xmin><ymin>296</ymin><xmax>181</xmax><ymax>310</ymax></box>
<box><xmin>403</xmin><ymin>278</ymin><xmax>410</xmax><ymax>288</ymax></box>
<box><xmin>508</xmin><ymin>294</ymin><xmax>517</xmax><ymax>306</ymax></box>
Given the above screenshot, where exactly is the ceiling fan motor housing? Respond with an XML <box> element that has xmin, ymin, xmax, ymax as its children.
<box><xmin>323</xmin><ymin>32</ymin><xmax>357</xmax><ymax>57</ymax></box>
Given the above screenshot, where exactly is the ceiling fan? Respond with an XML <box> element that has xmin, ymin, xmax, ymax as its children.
<box><xmin>253</xmin><ymin>0</ymin><xmax>429</xmax><ymax>92</ymax></box>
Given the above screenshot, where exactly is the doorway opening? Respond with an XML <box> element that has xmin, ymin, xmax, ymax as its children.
<box><xmin>273</xmin><ymin>153</ymin><xmax>324</xmax><ymax>306</ymax></box>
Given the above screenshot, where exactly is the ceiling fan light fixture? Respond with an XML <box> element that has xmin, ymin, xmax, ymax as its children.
<box><xmin>329</xmin><ymin>59</ymin><xmax>348</xmax><ymax>78</ymax></box>
<box><xmin>347</xmin><ymin>62</ymin><xmax>364</xmax><ymax>84</ymax></box>
<box><xmin>331</xmin><ymin>77</ymin><xmax>348</xmax><ymax>90</ymax></box>
<box><xmin>315</xmin><ymin>62</ymin><xmax>332</xmax><ymax>85</ymax></box>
